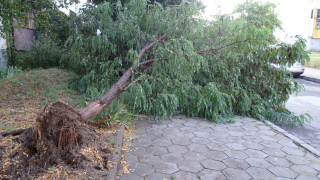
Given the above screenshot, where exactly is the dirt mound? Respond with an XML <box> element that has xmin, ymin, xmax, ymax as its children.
<box><xmin>0</xmin><ymin>102</ymin><xmax>114</xmax><ymax>179</ymax></box>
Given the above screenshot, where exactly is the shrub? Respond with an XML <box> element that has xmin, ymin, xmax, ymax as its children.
<box><xmin>15</xmin><ymin>37</ymin><xmax>63</xmax><ymax>69</ymax></box>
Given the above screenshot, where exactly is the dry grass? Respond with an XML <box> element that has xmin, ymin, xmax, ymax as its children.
<box><xmin>0</xmin><ymin>68</ymin><xmax>86</xmax><ymax>133</ymax></box>
<box><xmin>305</xmin><ymin>52</ymin><xmax>320</xmax><ymax>69</ymax></box>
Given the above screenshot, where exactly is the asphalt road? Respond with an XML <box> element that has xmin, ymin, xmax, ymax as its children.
<box><xmin>280</xmin><ymin>78</ymin><xmax>320</xmax><ymax>150</ymax></box>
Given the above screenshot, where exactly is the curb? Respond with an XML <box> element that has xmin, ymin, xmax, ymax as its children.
<box><xmin>265</xmin><ymin>121</ymin><xmax>320</xmax><ymax>157</ymax></box>
<box><xmin>108</xmin><ymin>124</ymin><xmax>125</xmax><ymax>180</ymax></box>
<box><xmin>300</xmin><ymin>76</ymin><xmax>320</xmax><ymax>84</ymax></box>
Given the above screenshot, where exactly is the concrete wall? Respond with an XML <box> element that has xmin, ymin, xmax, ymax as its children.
<box><xmin>309</xmin><ymin>39</ymin><xmax>320</xmax><ymax>52</ymax></box>
<box><xmin>0</xmin><ymin>33</ymin><xmax>7</xmax><ymax>67</ymax></box>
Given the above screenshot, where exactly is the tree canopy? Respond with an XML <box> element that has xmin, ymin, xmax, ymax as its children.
<box><xmin>59</xmin><ymin>0</ymin><xmax>310</xmax><ymax>125</ymax></box>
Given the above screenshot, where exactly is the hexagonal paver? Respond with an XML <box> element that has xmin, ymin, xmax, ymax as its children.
<box><xmin>278</xmin><ymin>140</ymin><xmax>299</xmax><ymax>148</ymax></box>
<box><xmin>222</xmin><ymin>168</ymin><xmax>251</xmax><ymax>180</ymax></box>
<box><xmin>118</xmin><ymin>173</ymin><xmax>144</xmax><ymax>180</ymax></box>
<box><xmin>146</xmin><ymin>146</ymin><xmax>168</xmax><ymax>156</ymax></box>
<box><xmin>145</xmin><ymin>173</ymin><xmax>170</xmax><ymax>180</ymax></box>
<box><xmin>290</xmin><ymin>165</ymin><xmax>318</xmax><ymax>176</ymax></box>
<box><xmin>265</xmin><ymin>156</ymin><xmax>292</xmax><ymax>167</ymax></box>
<box><xmin>225</xmin><ymin>150</ymin><xmax>249</xmax><ymax>159</ymax></box>
<box><xmin>225</xmin><ymin>143</ymin><xmax>247</xmax><ymax>151</ymax></box>
<box><xmin>172</xmin><ymin>136</ymin><xmax>192</xmax><ymax>146</ymax></box>
<box><xmin>244</xmin><ymin>149</ymin><xmax>268</xmax><ymax>158</ymax></box>
<box><xmin>197</xmin><ymin>169</ymin><xmax>226</xmax><ymax>180</ymax></box>
<box><xmin>152</xmin><ymin>162</ymin><xmax>178</xmax><ymax>175</ymax></box>
<box><xmin>268</xmin><ymin>166</ymin><xmax>298</xmax><ymax>179</ymax></box>
<box><xmin>139</xmin><ymin>154</ymin><xmax>161</xmax><ymax>164</ymax></box>
<box><xmin>190</xmin><ymin>137</ymin><xmax>211</xmax><ymax>144</ymax></box>
<box><xmin>208</xmin><ymin>137</ymin><xmax>229</xmax><ymax>144</ymax></box>
<box><xmin>187</xmin><ymin>144</ymin><xmax>209</xmax><ymax>153</ymax></box>
<box><xmin>163</xmin><ymin>127</ymin><xmax>181</xmax><ymax>134</ymax></box>
<box><xmin>281</xmin><ymin>147</ymin><xmax>305</xmax><ymax>156</ymax></box>
<box><xmin>261</xmin><ymin>141</ymin><xmax>282</xmax><ymax>149</ymax></box>
<box><xmin>245</xmin><ymin>158</ymin><xmax>271</xmax><ymax>168</ymax></box>
<box><xmin>183</xmin><ymin>151</ymin><xmax>207</xmax><ymax>161</ymax></box>
<box><xmin>153</xmin><ymin>139</ymin><xmax>173</xmax><ymax>147</ymax></box>
<box><xmin>133</xmin><ymin>163</ymin><xmax>155</xmax><ymax>177</ymax></box>
<box><xmin>227</xmin><ymin>131</ymin><xmax>244</xmax><ymax>136</ymax></box>
<box><xmin>245</xmin><ymin>167</ymin><xmax>275</xmax><ymax>179</ymax></box>
<box><xmin>180</xmin><ymin>126</ymin><xmax>197</xmax><ymax>133</ymax></box>
<box><xmin>259</xmin><ymin>135</ymin><xmax>278</xmax><ymax>142</ymax></box>
<box><xmin>167</xmin><ymin>144</ymin><xmax>189</xmax><ymax>154</ymax></box>
<box><xmin>259</xmin><ymin>129</ymin><xmax>276</xmax><ymax>136</ymax></box>
<box><xmin>177</xmin><ymin>160</ymin><xmax>203</xmax><ymax>173</ymax></box>
<box><xmin>161</xmin><ymin>153</ymin><xmax>184</xmax><ymax>163</ymax></box>
<box><xmin>194</xmin><ymin>131</ymin><xmax>211</xmax><ymax>138</ymax></box>
<box><xmin>262</xmin><ymin>148</ymin><xmax>287</xmax><ymax>157</ymax></box>
<box><xmin>285</xmin><ymin>155</ymin><xmax>310</xmax><ymax>165</ymax></box>
<box><xmin>206</xmin><ymin>143</ymin><xmax>228</xmax><ymax>151</ymax></box>
<box><xmin>201</xmin><ymin>159</ymin><xmax>227</xmax><ymax>170</ymax></box>
<box><xmin>204</xmin><ymin>150</ymin><xmax>229</xmax><ymax>161</ymax></box>
<box><xmin>223</xmin><ymin>158</ymin><xmax>250</xmax><ymax>170</ymax></box>
<box><xmin>172</xmin><ymin>171</ymin><xmax>198</xmax><ymax>180</ymax></box>
<box><xmin>242</xmin><ymin>141</ymin><xmax>264</xmax><ymax>150</ymax></box>
<box><xmin>295</xmin><ymin>175</ymin><xmax>318</xmax><ymax>180</ymax></box>
<box><xmin>129</xmin><ymin>146</ymin><xmax>147</xmax><ymax>156</ymax></box>
<box><xmin>226</xmin><ymin>136</ymin><xmax>246</xmax><ymax>143</ymax></box>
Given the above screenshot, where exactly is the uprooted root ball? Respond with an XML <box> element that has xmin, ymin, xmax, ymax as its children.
<box><xmin>0</xmin><ymin>101</ymin><xmax>113</xmax><ymax>179</ymax></box>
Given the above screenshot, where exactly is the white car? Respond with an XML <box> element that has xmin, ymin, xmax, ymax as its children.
<box><xmin>271</xmin><ymin>61</ymin><xmax>305</xmax><ymax>78</ymax></box>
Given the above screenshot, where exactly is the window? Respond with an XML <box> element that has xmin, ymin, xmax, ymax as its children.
<box><xmin>317</xmin><ymin>19</ymin><xmax>320</xmax><ymax>29</ymax></box>
<box><xmin>317</xmin><ymin>9</ymin><xmax>320</xmax><ymax>18</ymax></box>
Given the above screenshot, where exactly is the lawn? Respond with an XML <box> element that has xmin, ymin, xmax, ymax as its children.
<box><xmin>305</xmin><ymin>52</ymin><xmax>320</xmax><ymax>68</ymax></box>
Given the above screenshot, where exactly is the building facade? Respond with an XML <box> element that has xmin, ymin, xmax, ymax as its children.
<box><xmin>309</xmin><ymin>9</ymin><xmax>320</xmax><ymax>51</ymax></box>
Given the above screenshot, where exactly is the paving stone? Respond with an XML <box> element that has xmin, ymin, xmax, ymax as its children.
<box><xmin>227</xmin><ymin>126</ymin><xmax>244</xmax><ymax>132</ymax></box>
<box><xmin>210</xmin><ymin>131</ymin><xmax>230</xmax><ymax>138</ymax></box>
<box><xmin>190</xmin><ymin>137</ymin><xmax>211</xmax><ymax>144</ymax></box>
<box><xmin>226</xmin><ymin>136</ymin><xmax>246</xmax><ymax>143</ymax></box>
<box><xmin>183</xmin><ymin>151</ymin><xmax>207</xmax><ymax>161</ymax></box>
<box><xmin>295</xmin><ymin>175</ymin><xmax>318</xmax><ymax>180</ymax></box>
<box><xmin>125</xmin><ymin>153</ymin><xmax>138</xmax><ymax>163</ymax></box>
<box><xmin>197</xmin><ymin>169</ymin><xmax>226</xmax><ymax>180</ymax></box>
<box><xmin>261</xmin><ymin>140</ymin><xmax>283</xmax><ymax>149</ymax></box>
<box><xmin>245</xmin><ymin>167</ymin><xmax>275</xmax><ymax>179</ymax></box>
<box><xmin>172</xmin><ymin>136</ymin><xmax>192</xmax><ymax>146</ymax></box>
<box><xmin>177</xmin><ymin>160</ymin><xmax>203</xmax><ymax>173</ymax></box>
<box><xmin>172</xmin><ymin>171</ymin><xmax>198</xmax><ymax>180</ymax></box>
<box><xmin>146</xmin><ymin>146</ymin><xmax>168</xmax><ymax>156</ymax></box>
<box><xmin>145</xmin><ymin>173</ymin><xmax>171</xmax><ymax>180</ymax></box>
<box><xmin>309</xmin><ymin>163</ymin><xmax>320</xmax><ymax>171</ymax></box>
<box><xmin>259</xmin><ymin>135</ymin><xmax>278</xmax><ymax>142</ymax></box>
<box><xmin>225</xmin><ymin>143</ymin><xmax>247</xmax><ymax>151</ymax></box>
<box><xmin>262</xmin><ymin>148</ymin><xmax>287</xmax><ymax>157</ymax></box>
<box><xmin>268</xmin><ymin>166</ymin><xmax>298</xmax><ymax>179</ymax></box>
<box><xmin>160</xmin><ymin>153</ymin><xmax>184</xmax><ymax>163</ymax></box>
<box><xmin>222</xmin><ymin>168</ymin><xmax>251</xmax><ymax>180</ymax></box>
<box><xmin>242</xmin><ymin>135</ymin><xmax>262</xmax><ymax>143</ymax></box>
<box><xmin>225</xmin><ymin>150</ymin><xmax>249</xmax><ymax>159</ymax></box>
<box><xmin>201</xmin><ymin>159</ymin><xmax>227</xmax><ymax>170</ymax></box>
<box><xmin>278</xmin><ymin>140</ymin><xmax>299</xmax><ymax>148</ymax></box>
<box><xmin>208</xmin><ymin>137</ymin><xmax>230</xmax><ymax>144</ymax></box>
<box><xmin>245</xmin><ymin>157</ymin><xmax>271</xmax><ymax>168</ymax></box>
<box><xmin>163</xmin><ymin>127</ymin><xmax>182</xmax><ymax>134</ymax></box>
<box><xmin>196</xmin><ymin>126</ymin><xmax>213</xmax><ymax>132</ymax></box>
<box><xmin>118</xmin><ymin>173</ymin><xmax>144</xmax><ymax>180</ymax></box>
<box><xmin>223</xmin><ymin>158</ymin><xmax>250</xmax><ymax>170</ymax></box>
<box><xmin>153</xmin><ymin>139</ymin><xmax>173</xmax><ymax>147</ymax></box>
<box><xmin>212</xmin><ymin>126</ymin><xmax>229</xmax><ymax>132</ymax></box>
<box><xmin>176</xmin><ymin>132</ymin><xmax>195</xmax><ymax>138</ymax></box>
<box><xmin>129</xmin><ymin>146</ymin><xmax>147</xmax><ymax>156</ymax></box>
<box><xmin>194</xmin><ymin>131</ymin><xmax>211</xmax><ymax>138</ymax></box>
<box><xmin>227</xmin><ymin>131</ymin><xmax>244</xmax><ymax>136</ymax></box>
<box><xmin>318</xmin><ymin>173</ymin><xmax>320</xmax><ymax>178</ymax></box>
<box><xmin>285</xmin><ymin>155</ymin><xmax>311</xmax><ymax>165</ymax></box>
<box><xmin>290</xmin><ymin>165</ymin><xmax>318</xmax><ymax>176</ymax></box>
<box><xmin>242</xmin><ymin>141</ymin><xmax>264</xmax><ymax>150</ymax></box>
<box><xmin>139</xmin><ymin>154</ymin><xmax>161</xmax><ymax>164</ymax></box>
<box><xmin>183</xmin><ymin>121</ymin><xmax>198</xmax><ymax>127</ymax></box>
<box><xmin>206</xmin><ymin>143</ymin><xmax>228</xmax><ymax>151</ymax></box>
<box><xmin>265</xmin><ymin>156</ymin><xmax>292</xmax><ymax>167</ymax></box>
<box><xmin>133</xmin><ymin>163</ymin><xmax>154</xmax><ymax>177</ymax></box>
<box><xmin>187</xmin><ymin>143</ymin><xmax>210</xmax><ymax>153</ymax></box>
<box><xmin>167</xmin><ymin>122</ymin><xmax>184</xmax><ymax>128</ymax></box>
<box><xmin>153</xmin><ymin>161</ymin><xmax>179</xmax><ymax>175</ymax></box>
<box><xmin>167</xmin><ymin>144</ymin><xmax>189</xmax><ymax>154</ymax></box>
<box><xmin>135</xmin><ymin>139</ymin><xmax>154</xmax><ymax>148</ymax></box>
<box><xmin>281</xmin><ymin>147</ymin><xmax>305</xmax><ymax>156</ymax></box>
<box><xmin>259</xmin><ymin>130</ymin><xmax>277</xmax><ymax>136</ymax></box>
<box><xmin>204</xmin><ymin>150</ymin><xmax>229</xmax><ymax>161</ymax></box>
<box><xmin>243</xmin><ymin>149</ymin><xmax>268</xmax><ymax>158</ymax></box>
<box><xmin>180</xmin><ymin>126</ymin><xmax>197</xmax><ymax>133</ymax></box>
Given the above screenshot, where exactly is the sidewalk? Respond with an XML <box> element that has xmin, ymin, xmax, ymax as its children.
<box><xmin>118</xmin><ymin>116</ymin><xmax>320</xmax><ymax>180</ymax></box>
<box><xmin>301</xmin><ymin>67</ymin><xmax>320</xmax><ymax>83</ymax></box>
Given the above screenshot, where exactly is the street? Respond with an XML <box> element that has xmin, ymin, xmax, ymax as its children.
<box><xmin>280</xmin><ymin>78</ymin><xmax>320</xmax><ymax>150</ymax></box>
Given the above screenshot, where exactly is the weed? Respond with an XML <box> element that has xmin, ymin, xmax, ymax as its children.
<box><xmin>170</xmin><ymin>176</ymin><xmax>175</xmax><ymax>180</ymax></box>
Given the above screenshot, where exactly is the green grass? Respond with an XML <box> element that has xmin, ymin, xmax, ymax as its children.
<box><xmin>305</xmin><ymin>52</ymin><xmax>320</xmax><ymax>68</ymax></box>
